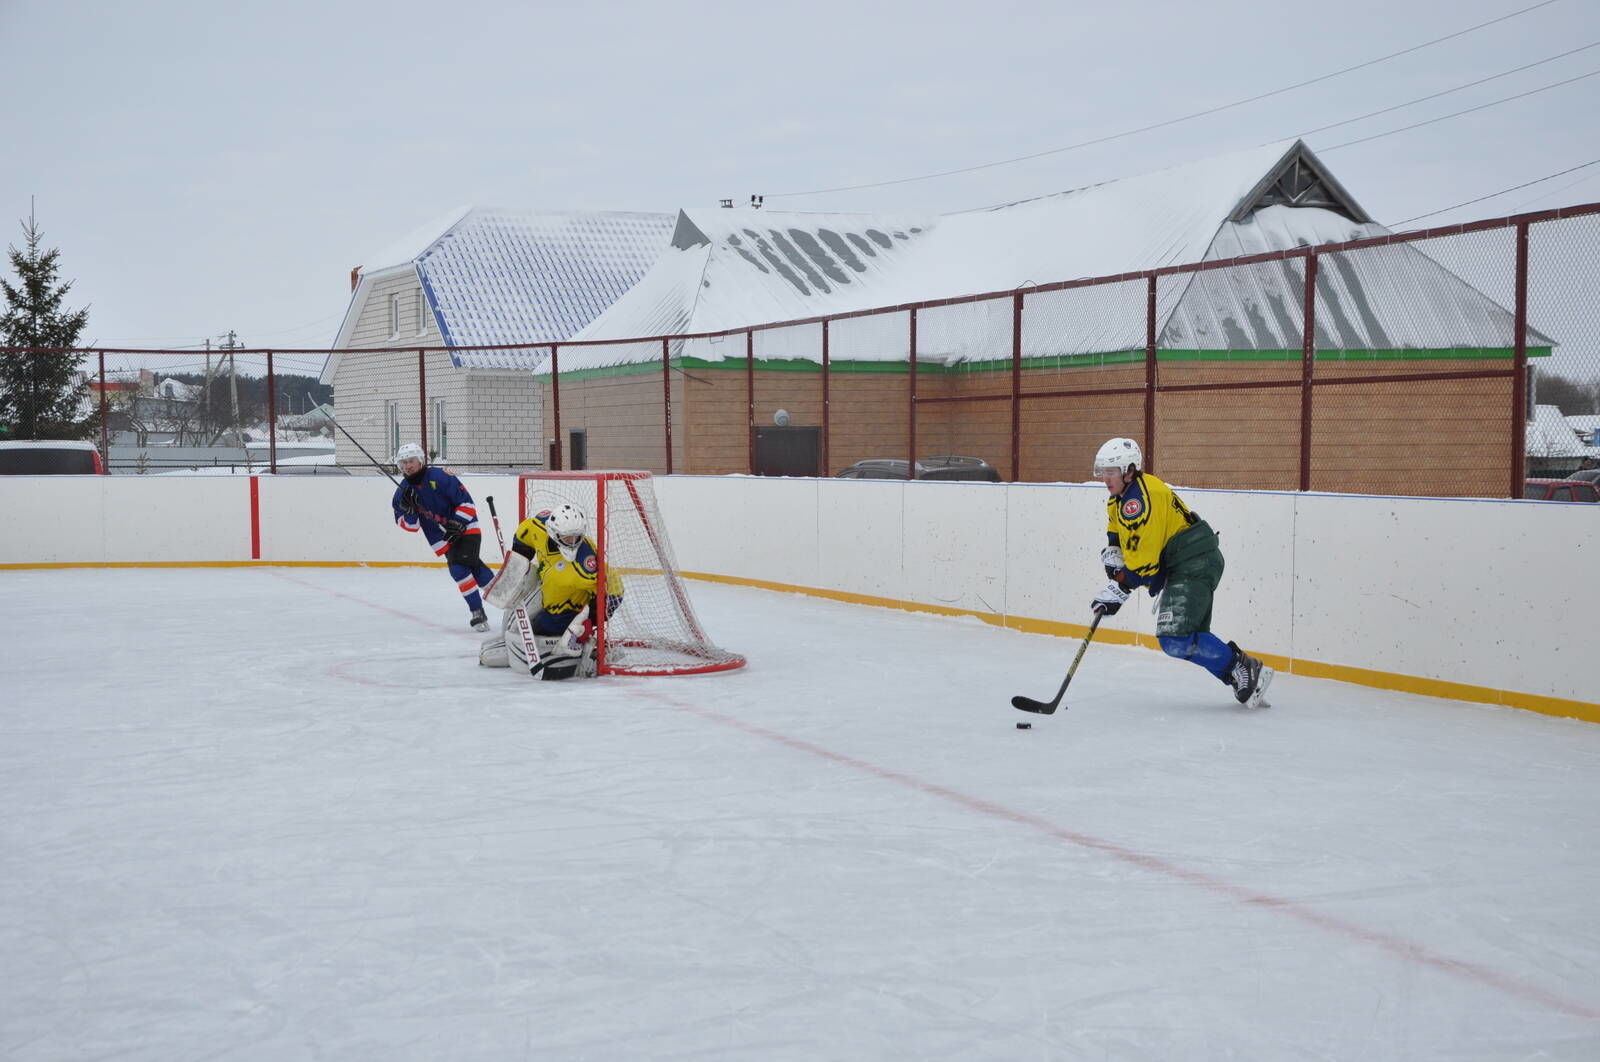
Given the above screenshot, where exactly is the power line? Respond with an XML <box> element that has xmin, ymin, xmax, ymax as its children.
<box><xmin>1321</xmin><ymin>67</ymin><xmax>1600</xmax><ymax>151</ymax></box>
<box><xmin>767</xmin><ymin>0</ymin><xmax>1564</xmax><ymax>199</ymax></box>
<box><xmin>1513</xmin><ymin>167</ymin><xmax>1600</xmax><ymax>209</ymax></box>
<box><xmin>93</xmin><ymin>310</ymin><xmax>346</xmax><ymax>349</ymax></box>
<box><xmin>1392</xmin><ymin>156</ymin><xmax>1600</xmax><ymax>226</ymax></box>
<box><xmin>1291</xmin><ymin>39</ymin><xmax>1599</xmax><ymax>139</ymax></box>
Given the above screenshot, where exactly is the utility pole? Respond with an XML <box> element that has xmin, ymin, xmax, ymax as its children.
<box><xmin>219</xmin><ymin>330</ymin><xmax>243</xmax><ymax>446</ymax></box>
<box><xmin>201</xmin><ymin>338</ymin><xmax>211</xmax><ymax>447</ymax></box>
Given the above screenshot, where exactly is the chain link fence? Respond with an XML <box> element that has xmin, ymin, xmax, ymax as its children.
<box><xmin>5</xmin><ymin>203</ymin><xmax>1597</xmax><ymax>494</ymax></box>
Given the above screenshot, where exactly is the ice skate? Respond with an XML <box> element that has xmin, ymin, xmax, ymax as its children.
<box><xmin>469</xmin><ymin>608</ymin><xmax>489</xmax><ymax>632</ymax></box>
<box><xmin>1227</xmin><ymin>642</ymin><xmax>1272</xmax><ymax>708</ymax></box>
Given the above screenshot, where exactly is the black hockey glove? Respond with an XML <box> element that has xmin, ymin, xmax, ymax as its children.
<box><xmin>399</xmin><ymin>487</ymin><xmax>420</xmax><ymax>515</ymax></box>
<box><xmin>1091</xmin><ymin>582</ymin><xmax>1130</xmax><ymax>616</ymax></box>
<box><xmin>441</xmin><ymin>518</ymin><xmax>466</xmax><ymax>544</ymax></box>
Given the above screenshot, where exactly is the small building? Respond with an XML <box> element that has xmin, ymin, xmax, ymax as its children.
<box><xmin>320</xmin><ymin>207</ymin><xmax>674</xmax><ymax>471</ymax></box>
<box><xmin>1528</xmin><ymin>405</ymin><xmax>1596</xmax><ymax>476</ymax></box>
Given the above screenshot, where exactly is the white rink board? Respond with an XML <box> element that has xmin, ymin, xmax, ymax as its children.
<box><xmin>2</xmin><ymin>472</ymin><xmax>1595</xmax><ymax>707</ymax></box>
<box><xmin>1290</xmin><ymin>492</ymin><xmax>1594</xmax><ymax>702</ymax></box>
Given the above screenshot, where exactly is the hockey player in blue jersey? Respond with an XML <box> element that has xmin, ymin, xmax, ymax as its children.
<box><xmin>1088</xmin><ymin>437</ymin><xmax>1272</xmax><ymax>707</ymax></box>
<box><xmin>390</xmin><ymin>443</ymin><xmax>495</xmax><ymax>631</ymax></box>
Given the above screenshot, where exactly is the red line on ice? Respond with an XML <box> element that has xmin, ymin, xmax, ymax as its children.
<box><xmin>646</xmin><ymin>692</ymin><xmax>1600</xmax><ymax>1023</ymax></box>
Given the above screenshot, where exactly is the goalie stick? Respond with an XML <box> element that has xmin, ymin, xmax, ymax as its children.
<box><xmin>485</xmin><ymin>496</ymin><xmax>541</xmax><ymax>676</ymax></box>
<box><xmin>1011</xmin><ymin>613</ymin><xmax>1103</xmax><ymax>715</ymax></box>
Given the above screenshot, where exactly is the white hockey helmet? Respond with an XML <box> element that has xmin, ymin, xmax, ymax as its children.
<box><xmin>1092</xmin><ymin>437</ymin><xmax>1142</xmax><ymax>478</ymax></box>
<box><xmin>393</xmin><ymin>442</ymin><xmax>425</xmax><ymax>471</ymax></box>
<box><xmin>547</xmin><ymin>502</ymin><xmax>587</xmax><ymax>550</ymax></box>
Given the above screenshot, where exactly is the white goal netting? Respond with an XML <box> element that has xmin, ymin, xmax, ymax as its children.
<box><xmin>518</xmin><ymin>471</ymin><xmax>746</xmax><ymax>676</ymax></box>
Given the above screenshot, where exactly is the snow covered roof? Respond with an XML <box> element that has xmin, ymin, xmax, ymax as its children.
<box><xmin>326</xmin><ymin>207</ymin><xmax>674</xmax><ymax>377</ymax></box>
<box><xmin>564</xmin><ymin>141</ymin><xmax>1545</xmax><ymax>371</ymax></box>
<box><xmin>1564</xmin><ymin>413</ymin><xmax>1600</xmax><ymax>443</ymax></box>
<box><xmin>1527</xmin><ymin>404</ymin><xmax>1592</xmax><ymax>458</ymax></box>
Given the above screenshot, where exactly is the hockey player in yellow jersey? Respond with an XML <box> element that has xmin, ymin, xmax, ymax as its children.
<box><xmin>1089</xmin><ymin>438</ymin><xmax>1272</xmax><ymax>707</ymax></box>
<box><xmin>479</xmin><ymin>502</ymin><xmax>623</xmax><ymax>680</ymax></box>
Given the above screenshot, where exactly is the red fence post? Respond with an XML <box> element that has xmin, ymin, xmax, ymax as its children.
<box><xmin>662</xmin><ymin>336</ymin><xmax>673</xmax><ymax>475</ymax></box>
<box><xmin>266</xmin><ymin>350</ymin><xmax>277</xmax><ymax>473</ymax></box>
<box><xmin>417</xmin><ymin>349</ymin><xmax>427</xmax><ymax>461</ymax></box>
<box><xmin>1144</xmin><ymin>276</ymin><xmax>1157</xmax><ymax>472</ymax></box>
<box><xmin>97</xmin><ymin>351</ymin><xmax>108</xmax><ymax>474</ymax></box>
<box><xmin>1011</xmin><ymin>292</ymin><xmax>1023</xmax><ymax>482</ymax></box>
<box><xmin>908</xmin><ymin>308</ymin><xmax>918</xmax><ymax>474</ymax></box>
<box><xmin>821</xmin><ymin>319</ymin><xmax>831</xmax><ymax>477</ymax></box>
<box><xmin>550</xmin><ymin>344</ymin><xmax>562</xmax><ymax>471</ymax></box>
<box><xmin>1299</xmin><ymin>253</ymin><xmax>1319</xmax><ymax>493</ymax></box>
<box><xmin>1511</xmin><ymin>221</ymin><xmax>1530</xmax><ymax>498</ymax></box>
<box><xmin>746</xmin><ymin>330</ymin><xmax>755</xmax><ymax>474</ymax></box>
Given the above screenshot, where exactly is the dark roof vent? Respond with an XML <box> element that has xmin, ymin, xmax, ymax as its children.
<box><xmin>1230</xmin><ymin>141</ymin><xmax>1371</xmax><ymax>224</ymax></box>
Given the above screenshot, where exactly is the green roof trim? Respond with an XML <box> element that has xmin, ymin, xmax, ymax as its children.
<box><xmin>535</xmin><ymin>347</ymin><xmax>1553</xmax><ymax>382</ymax></box>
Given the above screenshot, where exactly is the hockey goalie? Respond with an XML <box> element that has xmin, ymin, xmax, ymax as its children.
<box><xmin>479</xmin><ymin>502</ymin><xmax>623</xmax><ymax>680</ymax></box>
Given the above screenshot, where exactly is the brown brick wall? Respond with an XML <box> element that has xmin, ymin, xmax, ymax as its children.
<box><xmin>543</xmin><ymin>357</ymin><xmax>1516</xmax><ymax>496</ymax></box>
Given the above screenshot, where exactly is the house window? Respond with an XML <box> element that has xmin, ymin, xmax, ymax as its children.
<box><xmin>386</xmin><ymin>401</ymin><xmax>400</xmax><ymax>458</ymax></box>
<box><xmin>389</xmin><ymin>293</ymin><xmax>401</xmax><ymax>337</ymax></box>
<box><xmin>416</xmin><ymin>290</ymin><xmax>428</xmax><ymax>335</ymax></box>
<box><xmin>569</xmin><ymin>429</ymin><xmax>587</xmax><ymax>471</ymax></box>
<box><xmin>431</xmin><ymin>399</ymin><xmax>447</xmax><ymax>459</ymax></box>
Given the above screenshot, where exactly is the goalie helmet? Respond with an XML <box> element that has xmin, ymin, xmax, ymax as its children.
<box><xmin>546</xmin><ymin>502</ymin><xmax>587</xmax><ymax>551</ymax></box>
<box><xmin>393</xmin><ymin>442</ymin><xmax>425</xmax><ymax>471</ymax></box>
<box><xmin>1092</xmin><ymin>437</ymin><xmax>1142</xmax><ymax>478</ymax></box>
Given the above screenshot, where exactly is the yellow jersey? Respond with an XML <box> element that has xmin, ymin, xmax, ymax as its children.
<box><xmin>511</xmin><ymin>512</ymin><xmax>624</xmax><ymax>616</ymax></box>
<box><xmin>1105</xmin><ymin>472</ymin><xmax>1203</xmax><ymax>586</ymax></box>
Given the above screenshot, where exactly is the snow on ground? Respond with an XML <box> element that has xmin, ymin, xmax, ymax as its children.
<box><xmin>2</xmin><ymin>568</ymin><xmax>1597</xmax><ymax>1060</ymax></box>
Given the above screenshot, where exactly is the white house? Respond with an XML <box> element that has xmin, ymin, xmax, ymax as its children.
<box><xmin>320</xmin><ymin>207</ymin><xmax>674</xmax><ymax>471</ymax></box>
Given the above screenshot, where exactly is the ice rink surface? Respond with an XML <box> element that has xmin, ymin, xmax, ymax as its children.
<box><xmin>2</xmin><ymin>567</ymin><xmax>1598</xmax><ymax>1061</ymax></box>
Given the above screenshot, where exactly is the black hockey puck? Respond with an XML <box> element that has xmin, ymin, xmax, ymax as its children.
<box><xmin>1016</xmin><ymin>722</ymin><xmax>1032</xmax><ymax>730</ymax></box>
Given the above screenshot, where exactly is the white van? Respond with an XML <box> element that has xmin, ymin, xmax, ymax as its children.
<box><xmin>0</xmin><ymin>439</ymin><xmax>105</xmax><ymax>474</ymax></box>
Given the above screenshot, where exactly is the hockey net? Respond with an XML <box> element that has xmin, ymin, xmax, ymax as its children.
<box><xmin>517</xmin><ymin>471</ymin><xmax>746</xmax><ymax>676</ymax></box>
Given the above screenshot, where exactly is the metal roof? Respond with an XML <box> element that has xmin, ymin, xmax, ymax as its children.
<box><xmin>561</xmin><ymin>142</ymin><xmax>1549</xmax><ymax>372</ymax></box>
<box><xmin>324</xmin><ymin>207</ymin><xmax>673</xmax><ymax>378</ymax></box>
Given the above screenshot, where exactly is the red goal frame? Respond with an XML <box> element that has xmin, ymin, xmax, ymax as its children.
<box><xmin>518</xmin><ymin>471</ymin><xmax>746</xmax><ymax>677</ymax></box>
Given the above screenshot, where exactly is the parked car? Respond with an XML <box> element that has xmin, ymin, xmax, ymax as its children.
<box><xmin>836</xmin><ymin>455</ymin><xmax>1001</xmax><ymax>482</ymax></box>
<box><xmin>1524</xmin><ymin>478</ymin><xmax>1600</xmax><ymax>502</ymax></box>
<box><xmin>268</xmin><ymin>463</ymin><xmax>352</xmax><ymax>475</ymax></box>
<box><xmin>0</xmin><ymin>439</ymin><xmax>104</xmax><ymax>474</ymax></box>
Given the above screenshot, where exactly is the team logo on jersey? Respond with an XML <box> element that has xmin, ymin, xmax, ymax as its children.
<box><xmin>582</xmin><ymin>555</ymin><xmax>598</xmax><ymax>573</ymax></box>
<box><xmin>1121</xmin><ymin>496</ymin><xmax>1144</xmax><ymax>519</ymax></box>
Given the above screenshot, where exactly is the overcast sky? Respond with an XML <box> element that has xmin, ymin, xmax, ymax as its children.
<box><xmin>3</xmin><ymin>0</ymin><xmax>1598</xmax><ymax>379</ymax></box>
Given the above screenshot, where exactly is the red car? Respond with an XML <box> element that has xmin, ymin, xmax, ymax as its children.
<box><xmin>1524</xmin><ymin>478</ymin><xmax>1600</xmax><ymax>502</ymax></box>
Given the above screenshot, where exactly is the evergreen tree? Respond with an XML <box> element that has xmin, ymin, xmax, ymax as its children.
<box><xmin>0</xmin><ymin>212</ymin><xmax>93</xmax><ymax>439</ymax></box>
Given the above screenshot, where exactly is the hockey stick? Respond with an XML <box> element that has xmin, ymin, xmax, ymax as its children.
<box><xmin>1011</xmin><ymin>612</ymin><xmax>1103</xmax><ymax>715</ymax></box>
<box><xmin>485</xmin><ymin>496</ymin><xmax>541</xmax><ymax>676</ymax></box>
<box><xmin>323</xmin><ymin>408</ymin><xmax>402</xmax><ymax>486</ymax></box>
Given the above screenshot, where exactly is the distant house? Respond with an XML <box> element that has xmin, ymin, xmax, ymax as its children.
<box><xmin>552</xmin><ymin>140</ymin><xmax>1553</xmax><ymax>494</ymax></box>
<box><xmin>1529</xmin><ymin>405</ymin><xmax>1598</xmax><ymax>476</ymax></box>
<box><xmin>279</xmin><ymin>402</ymin><xmax>336</xmax><ymax>433</ymax></box>
<box><xmin>154</xmin><ymin>378</ymin><xmax>203</xmax><ymax>402</ymax></box>
<box><xmin>1565</xmin><ymin>413</ymin><xmax>1600</xmax><ymax>448</ymax></box>
<box><xmin>319</xmin><ymin>207</ymin><xmax>674</xmax><ymax>472</ymax></box>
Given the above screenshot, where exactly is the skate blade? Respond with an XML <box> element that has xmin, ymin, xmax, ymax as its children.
<box><xmin>1247</xmin><ymin>667</ymin><xmax>1275</xmax><ymax>709</ymax></box>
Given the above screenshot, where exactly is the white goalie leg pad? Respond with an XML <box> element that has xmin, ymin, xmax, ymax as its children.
<box><xmin>508</xmin><ymin>629</ymin><xmax>542</xmax><ymax>672</ymax></box>
<box><xmin>484</xmin><ymin>551</ymin><xmax>536</xmax><ymax>609</ymax></box>
<box><xmin>478</xmin><ymin>634</ymin><xmax>510</xmax><ymax>668</ymax></box>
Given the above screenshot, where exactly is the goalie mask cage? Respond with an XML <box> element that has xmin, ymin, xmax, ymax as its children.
<box><xmin>518</xmin><ymin>471</ymin><xmax>746</xmax><ymax>676</ymax></box>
